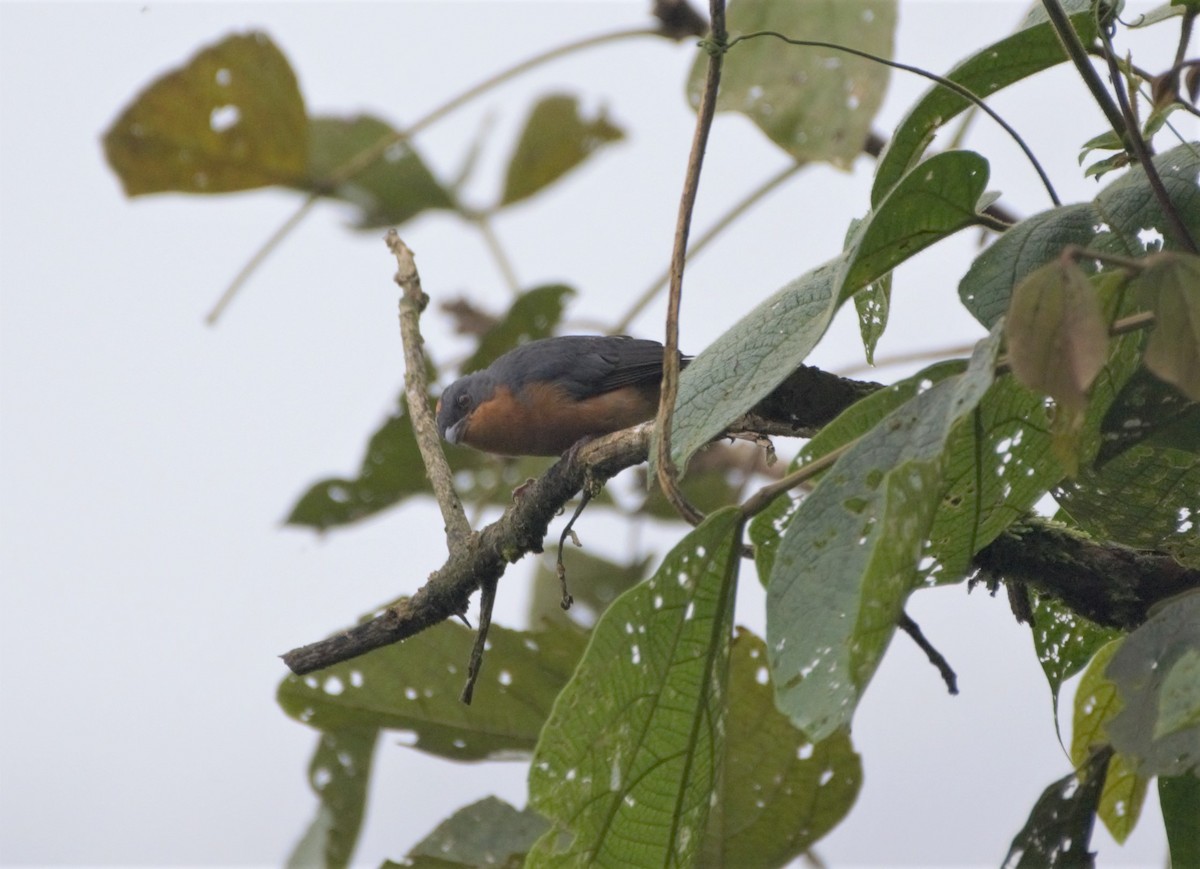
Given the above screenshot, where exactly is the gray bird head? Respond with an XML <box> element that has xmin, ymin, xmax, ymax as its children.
<box><xmin>435</xmin><ymin>372</ymin><xmax>495</xmax><ymax>445</ymax></box>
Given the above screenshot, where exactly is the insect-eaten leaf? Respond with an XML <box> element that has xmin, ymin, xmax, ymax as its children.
<box><xmin>1005</xmin><ymin>257</ymin><xmax>1109</xmax><ymax>413</ymax></box>
<box><xmin>404</xmin><ymin>796</ymin><xmax>548</xmax><ymax>869</ymax></box>
<box><xmin>104</xmin><ymin>31</ymin><xmax>308</xmax><ymax>195</ymax></box>
<box><xmin>301</xmin><ymin>114</ymin><xmax>454</xmax><ymax>228</ymax></box>
<box><xmin>1134</xmin><ymin>252</ymin><xmax>1200</xmax><ymax>401</ymax></box>
<box><xmin>688</xmin><ymin>0</ymin><xmax>897</xmax><ymax>167</ymax></box>
<box><xmin>500</xmin><ymin>94</ymin><xmax>624</xmax><ymax>207</ymax></box>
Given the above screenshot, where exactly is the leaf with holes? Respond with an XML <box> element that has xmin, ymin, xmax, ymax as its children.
<box><xmin>1096</xmin><ymin>368</ymin><xmax>1200</xmax><ymax>467</ymax></box>
<box><xmin>872</xmin><ymin>2</ymin><xmax>1099</xmax><ymax>204</ymax></box>
<box><xmin>842</xmin><ymin>151</ymin><xmax>991</xmax><ymax>302</ymax></box>
<box><xmin>1029</xmin><ymin>591</ymin><xmax>1120</xmax><ymax>739</ymax></box>
<box><xmin>527</xmin><ymin>508</ymin><xmax>743</xmax><ymax>867</ymax></box>
<box><xmin>1003</xmin><ymin>747</ymin><xmax>1112</xmax><ymax>869</ymax></box>
<box><xmin>301</xmin><ymin>114</ymin><xmax>453</xmax><ymax>228</ymax></box>
<box><xmin>699</xmin><ymin>629</ymin><xmax>861</xmax><ymax>867</ymax></box>
<box><xmin>687</xmin><ymin>1</ymin><xmax>896</xmax><ymax>167</ymax></box>
<box><xmin>854</xmin><ymin>274</ymin><xmax>891</xmax><ymax>366</ymax></box>
<box><xmin>405</xmin><ymin>796</ymin><xmax>548</xmax><ymax>868</ymax></box>
<box><xmin>1135</xmin><ymin>252</ymin><xmax>1200</xmax><ymax>400</ymax></box>
<box><xmin>285</xmin><ymin>726</ymin><xmax>377</xmax><ymax>869</ymax></box>
<box><xmin>1070</xmin><ymin>640</ymin><xmax>1148</xmax><ymax>843</ymax></box>
<box><xmin>1105</xmin><ymin>590</ymin><xmax>1200</xmax><ymax>778</ymax></box>
<box><xmin>104</xmin><ymin>32</ymin><xmax>308</xmax><ymax>194</ymax></box>
<box><xmin>767</xmin><ymin>329</ymin><xmax>1001</xmax><ymax>741</ymax></box>
<box><xmin>277</xmin><ymin>619</ymin><xmax>585</xmax><ymax>761</ymax></box>
<box><xmin>1005</xmin><ymin>257</ymin><xmax>1109</xmax><ymax>413</ymax></box>
<box><xmin>500</xmin><ymin>94</ymin><xmax>624</xmax><ymax>207</ymax></box>
<box><xmin>749</xmin><ymin>359</ymin><xmax>965</xmax><ymax>586</ymax></box>
<box><xmin>960</xmin><ymin>141</ymin><xmax>1200</xmax><ymax>328</ymax></box>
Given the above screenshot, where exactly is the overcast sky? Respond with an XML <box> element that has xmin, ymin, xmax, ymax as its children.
<box><xmin>1</xmin><ymin>2</ymin><xmax>1191</xmax><ymax>866</ymax></box>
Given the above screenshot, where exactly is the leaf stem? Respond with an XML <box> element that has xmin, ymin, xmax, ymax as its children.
<box><xmin>727</xmin><ymin>30</ymin><xmax>1062</xmax><ymax>207</ymax></box>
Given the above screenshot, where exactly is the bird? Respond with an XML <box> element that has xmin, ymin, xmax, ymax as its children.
<box><xmin>435</xmin><ymin>335</ymin><xmax>686</xmax><ymax>456</ymax></box>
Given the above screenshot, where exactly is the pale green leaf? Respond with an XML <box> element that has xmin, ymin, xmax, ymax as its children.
<box><xmin>285</xmin><ymin>726</ymin><xmax>376</xmax><ymax>869</ymax></box>
<box><xmin>1106</xmin><ymin>590</ymin><xmax>1200</xmax><ymax>777</ymax></box>
<box><xmin>1135</xmin><ymin>252</ymin><xmax>1200</xmax><ymax>400</ymax></box>
<box><xmin>277</xmin><ymin>620</ymin><xmax>585</xmax><ymax>760</ymax></box>
<box><xmin>406</xmin><ymin>796</ymin><xmax>547</xmax><ymax>868</ymax></box>
<box><xmin>688</xmin><ymin>0</ymin><xmax>896</xmax><ymax>167</ymax></box>
<box><xmin>767</xmin><ymin>329</ymin><xmax>1002</xmax><ymax>741</ymax></box>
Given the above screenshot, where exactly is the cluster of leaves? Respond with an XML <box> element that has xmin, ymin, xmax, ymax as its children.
<box><xmin>103</xmin><ymin>1</ymin><xmax>1200</xmax><ymax>867</ymax></box>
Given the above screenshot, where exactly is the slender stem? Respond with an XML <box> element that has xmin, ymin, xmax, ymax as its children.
<box><xmin>654</xmin><ymin>0</ymin><xmax>727</xmax><ymax>526</ymax></box>
<box><xmin>739</xmin><ymin>442</ymin><xmax>852</xmax><ymax>519</ymax></box>
<box><xmin>615</xmin><ymin>160</ymin><xmax>805</xmax><ymax>334</ymax></box>
<box><xmin>1040</xmin><ymin>0</ymin><xmax>1130</xmax><ymax>139</ymax></box>
<box><xmin>472</xmin><ymin>214</ymin><xmax>521</xmax><ymax>294</ymax></box>
<box><xmin>1096</xmin><ymin>19</ymin><xmax>1198</xmax><ymax>253</ymax></box>
<box><xmin>898</xmin><ymin>612</ymin><xmax>958</xmax><ymax>695</ymax></box>
<box><xmin>206</xmin><ymin>26</ymin><xmax>659</xmax><ymax>324</ymax></box>
<box><xmin>728</xmin><ymin>31</ymin><xmax>1061</xmax><ymax>207</ymax></box>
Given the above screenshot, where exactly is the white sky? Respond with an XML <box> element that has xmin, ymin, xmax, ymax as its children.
<box><xmin>1</xmin><ymin>1</ymin><xmax>1192</xmax><ymax>866</ymax></box>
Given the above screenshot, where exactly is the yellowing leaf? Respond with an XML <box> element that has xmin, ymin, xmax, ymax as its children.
<box><xmin>1135</xmin><ymin>252</ymin><xmax>1200</xmax><ymax>400</ymax></box>
<box><xmin>1006</xmin><ymin>258</ymin><xmax>1109</xmax><ymax>412</ymax></box>
<box><xmin>103</xmin><ymin>32</ymin><xmax>308</xmax><ymax>194</ymax></box>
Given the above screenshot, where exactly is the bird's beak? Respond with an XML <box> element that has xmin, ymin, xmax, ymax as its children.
<box><xmin>444</xmin><ymin>416</ymin><xmax>468</xmax><ymax>445</ymax></box>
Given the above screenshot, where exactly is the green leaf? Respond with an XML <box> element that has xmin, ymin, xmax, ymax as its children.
<box><xmin>277</xmin><ymin>619</ymin><xmax>585</xmax><ymax>761</ymax></box>
<box><xmin>749</xmin><ymin>359</ymin><xmax>965</xmax><ymax>586</ymax></box>
<box><xmin>960</xmin><ymin>141</ymin><xmax>1200</xmax><ymax>328</ymax></box>
<box><xmin>1159</xmin><ymin>773</ymin><xmax>1200</xmax><ymax>869</ymax></box>
<box><xmin>1070</xmin><ymin>640</ymin><xmax>1148</xmax><ymax>844</ymax></box>
<box><xmin>528</xmin><ymin>550</ymin><xmax>652</xmax><ymax>627</ymax></box>
<box><xmin>103</xmin><ymin>31</ymin><xmax>308</xmax><ymax>194</ymax></box>
<box><xmin>285</xmin><ymin>726</ymin><xmax>376</xmax><ymax>869</ymax></box>
<box><xmin>853</xmin><ymin>274</ymin><xmax>891</xmax><ymax>366</ymax></box>
<box><xmin>527</xmin><ymin>508</ymin><xmax>743</xmax><ymax>867</ymax></box>
<box><xmin>286</xmin><ymin>396</ymin><xmax>480</xmax><ymax>530</ymax></box>
<box><xmin>1003</xmin><ymin>748</ymin><xmax>1112</xmax><ymax>869</ymax></box>
<box><xmin>500</xmin><ymin>94</ymin><xmax>624</xmax><ymax>206</ymax></box>
<box><xmin>923</xmin><ymin>374</ymin><xmax>1066</xmax><ymax>583</ymax></box>
<box><xmin>1095</xmin><ymin>367</ymin><xmax>1200</xmax><ymax>467</ymax></box>
<box><xmin>688</xmin><ymin>0</ymin><xmax>896</xmax><ymax>167</ymax></box>
<box><xmin>872</xmin><ymin>5</ymin><xmax>1098</xmax><ymax>205</ymax></box>
<box><xmin>302</xmin><ymin>114</ymin><xmax>453</xmax><ymax>228</ymax></box>
<box><xmin>1055</xmin><ymin>436</ymin><xmax>1200</xmax><ymax>567</ymax></box>
<box><xmin>699</xmin><ymin>629</ymin><xmax>861</xmax><ymax>868</ymax></box>
<box><xmin>767</xmin><ymin>329</ymin><xmax>1002</xmax><ymax>741</ymax></box>
<box><xmin>660</xmin><ymin>252</ymin><xmax>845</xmax><ymax>475</ymax></box>
<box><xmin>1005</xmin><ymin>257</ymin><xmax>1110</xmax><ymax>413</ymax></box>
<box><xmin>1029</xmin><ymin>591</ymin><xmax>1121</xmax><ymax>737</ymax></box>
<box><xmin>843</xmin><ymin>150</ymin><xmax>991</xmax><ymax>301</ymax></box>
<box><xmin>405</xmin><ymin>796</ymin><xmax>547</xmax><ymax>868</ymax></box>
<box><xmin>1135</xmin><ymin>252</ymin><xmax>1200</xmax><ymax>400</ymax></box>
<box><xmin>1106</xmin><ymin>590</ymin><xmax>1200</xmax><ymax>777</ymax></box>
<box><xmin>461</xmin><ymin>284</ymin><xmax>576</xmax><ymax>373</ymax></box>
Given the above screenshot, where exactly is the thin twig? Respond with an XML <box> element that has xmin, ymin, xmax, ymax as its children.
<box><xmin>898</xmin><ymin>611</ymin><xmax>958</xmax><ymax>695</ymax></box>
<box><xmin>727</xmin><ymin>30</ymin><xmax>1061</xmax><ymax>207</ymax></box>
<box><xmin>460</xmin><ymin>576</ymin><xmax>497</xmax><ymax>704</ymax></box>
<box><xmin>1096</xmin><ymin>18</ymin><xmax>1198</xmax><ymax>253</ymax></box>
<box><xmin>654</xmin><ymin>0</ymin><xmax>727</xmax><ymax>525</ymax></box>
<box><xmin>739</xmin><ymin>442</ymin><xmax>853</xmax><ymax>519</ymax></box>
<box><xmin>386</xmin><ymin>231</ymin><xmax>472</xmax><ymax>550</ymax></box>
<box><xmin>206</xmin><ymin>26</ymin><xmax>660</xmax><ymax>324</ymax></box>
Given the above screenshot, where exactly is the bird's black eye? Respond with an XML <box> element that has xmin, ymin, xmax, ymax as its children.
<box><xmin>457</xmin><ymin>393</ymin><xmax>471</xmax><ymax>409</ymax></box>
